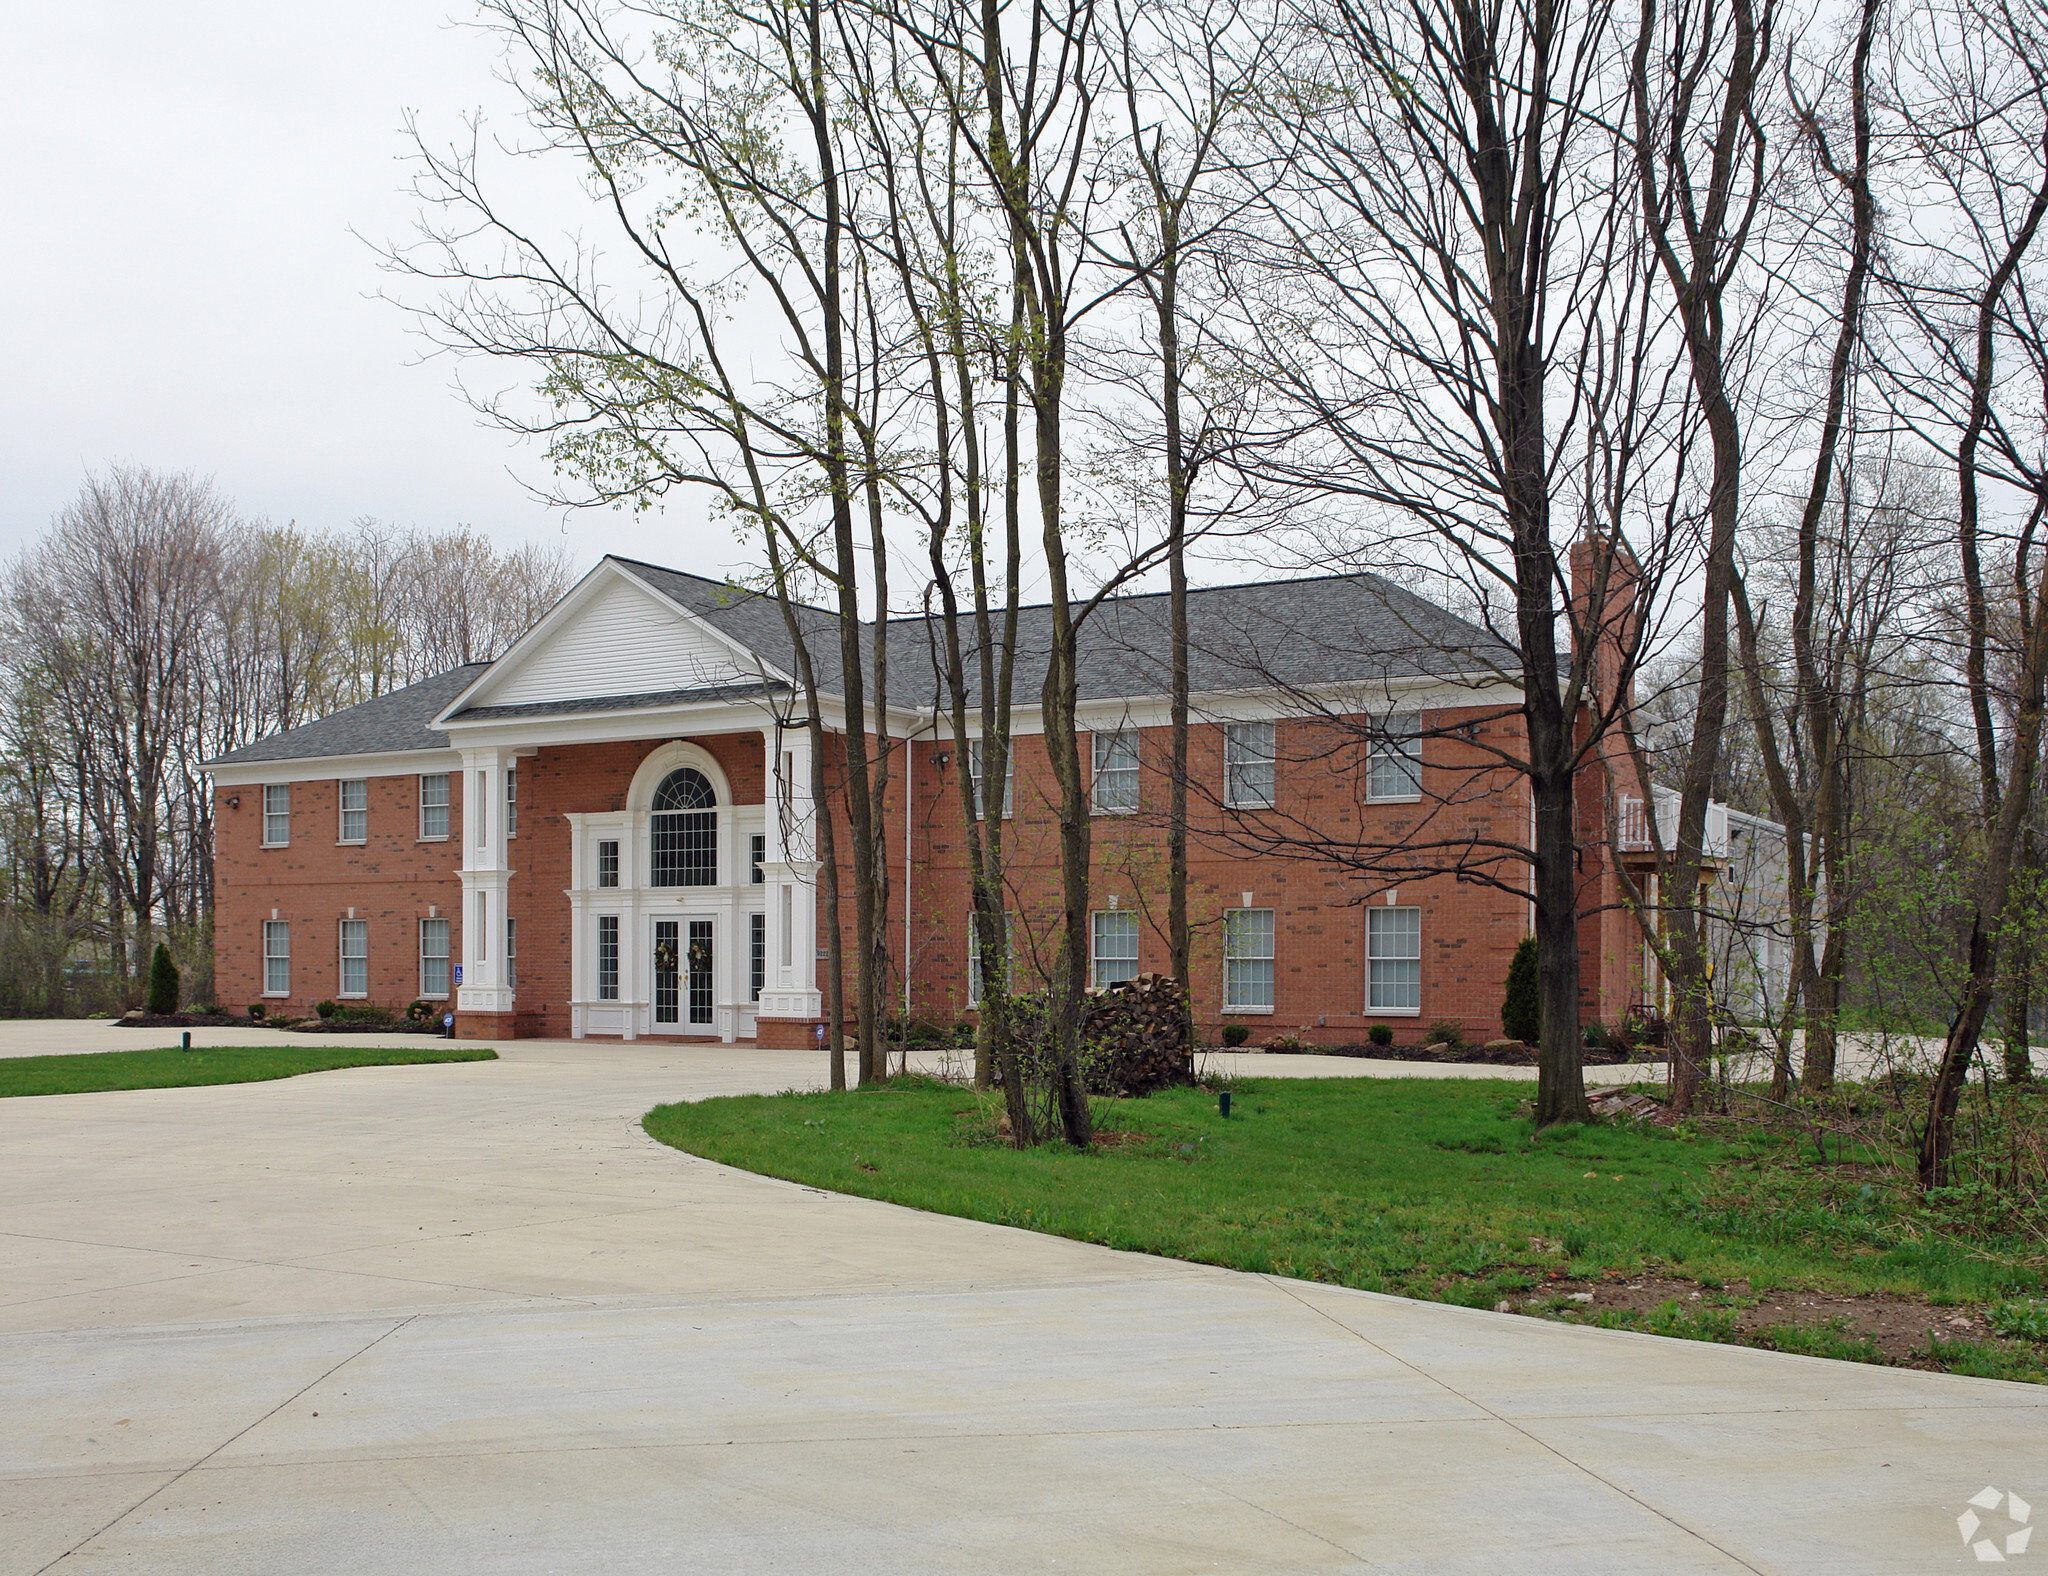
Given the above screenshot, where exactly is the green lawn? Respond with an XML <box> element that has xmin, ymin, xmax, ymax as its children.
<box><xmin>0</xmin><ymin>1043</ymin><xmax>498</xmax><ymax>1097</ymax></box>
<box><xmin>644</xmin><ymin>1075</ymin><xmax>2048</xmax><ymax>1380</ymax></box>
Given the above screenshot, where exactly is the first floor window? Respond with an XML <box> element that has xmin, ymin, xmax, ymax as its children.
<box><xmin>1091</xmin><ymin>909</ymin><xmax>1139</xmax><ymax>989</ymax></box>
<box><xmin>597</xmin><ymin>839</ymin><xmax>619</xmax><ymax>888</ymax></box>
<box><xmin>339</xmin><ymin>919</ymin><xmax>367</xmax><ymax>997</ymax></box>
<box><xmin>506</xmin><ymin>916</ymin><xmax>517</xmax><ymax>990</ymax></box>
<box><xmin>1091</xmin><ymin>729</ymin><xmax>1139</xmax><ymax>815</ymax></box>
<box><xmin>263</xmin><ymin>784</ymin><xmax>290</xmax><ymax>846</ymax></box>
<box><xmin>263</xmin><ymin>920</ymin><xmax>290</xmax><ymax>995</ymax></box>
<box><xmin>966</xmin><ymin>911</ymin><xmax>1015</xmax><ymax>1008</ymax></box>
<box><xmin>749</xmin><ymin>912</ymin><xmax>766</xmax><ymax>1001</ymax></box>
<box><xmin>597</xmin><ymin>915</ymin><xmax>619</xmax><ymax>1000</ymax></box>
<box><xmin>1223</xmin><ymin>908</ymin><xmax>1275</xmax><ymax>1011</ymax></box>
<box><xmin>339</xmin><ymin>779</ymin><xmax>367</xmax><ymax>843</ymax></box>
<box><xmin>1367</xmin><ymin>906</ymin><xmax>1421</xmax><ymax>1013</ymax></box>
<box><xmin>968</xmin><ymin>740</ymin><xmax>1014</xmax><ymax>819</ymax></box>
<box><xmin>1225</xmin><ymin>722</ymin><xmax>1277</xmax><ymax>809</ymax></box>
<box><xmin>420</xmin><ymin>918</ymin><xmax>450</xmax><ymax>998</ymax></box>
<box><xmin>419</xmin><ymin>773</ymin><xmax>450</xmax><ymax>840</ymax></box>
<box><xmin>1367</xmin><ymin>714</ymin><xmax>1422</xmax><ymax>801</ymax></box>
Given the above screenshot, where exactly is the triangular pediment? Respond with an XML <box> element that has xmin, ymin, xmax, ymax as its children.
<box><xmin>442</xmin><ymin>561</ymin><xmax>774</xmax><ymax>717</ymax></box>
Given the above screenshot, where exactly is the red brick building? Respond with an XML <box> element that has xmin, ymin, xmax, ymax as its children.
<box><xmin>207</xmin><ymin>556</ymin><xmax>1658</xmax><ymax>1045</ymax></box>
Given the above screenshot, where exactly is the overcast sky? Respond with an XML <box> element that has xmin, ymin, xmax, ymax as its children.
<box><xmin>1</xmin><ymin>1</ymin><xmax>726</xmax><ymax>576</ymax></box>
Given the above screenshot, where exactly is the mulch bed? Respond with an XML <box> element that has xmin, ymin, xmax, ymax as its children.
<box><xmin>1312</xmin><ymin>1041</ymin><xmax>1666</xmax><ymax>1067</ymax></box>
<box><xmin>114</xmin><ymin>1011</ymin><xmax>442</xmax><ymax>1035</ymax></box>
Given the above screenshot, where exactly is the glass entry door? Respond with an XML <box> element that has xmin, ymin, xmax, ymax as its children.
<box><xmin>686</xmin><ymin>920</ymin><xmax>713</xmax><ymax>1026</ymax></box>
<box><xmin>654</xmin><ymin>921</ymin><xmax>680</xmax><ymax>1025</ymax></box>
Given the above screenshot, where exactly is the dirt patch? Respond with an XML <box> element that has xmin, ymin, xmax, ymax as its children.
<box><xmin>1492</xmin><ymin>1269</ymin><xmax>2034</xmax><ymax>1371</ymax></box>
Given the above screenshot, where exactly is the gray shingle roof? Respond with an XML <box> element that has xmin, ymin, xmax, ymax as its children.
<box><xmin>207</xmin><ymin>664</ymin><xmax>489</xmax><ymax>767</ymax></box>
<box><xmin>211</xmin><ymin>559</ymin><xmax>1515</xmax><ymax>768</ymax></box>
<box><xmin>447</xmin><ymin>679</ymin><xmax>791</xmax><ymax>723</ymax></box>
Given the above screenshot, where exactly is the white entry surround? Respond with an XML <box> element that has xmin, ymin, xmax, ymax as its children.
<box><xmin>561</xmin><ymin>739</ymin><xmax>782</xmax><ymax>1043</ymax></box>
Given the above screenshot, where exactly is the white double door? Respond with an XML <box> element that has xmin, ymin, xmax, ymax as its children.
<box><xmin>649</xmin><ymin>911</ymin><xmax>717</xmax><ymax>1030</ymax></box>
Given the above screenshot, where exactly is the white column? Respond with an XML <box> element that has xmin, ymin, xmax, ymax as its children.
<box><xmin>458</xmin><ymin>744</ymin><xmax>516</xmax><ymax>1016</ymax></box>
<box><xmin>757</xmin><ymin>728</ymin><xmax>822</xmax><ymax>1020</ymax></box>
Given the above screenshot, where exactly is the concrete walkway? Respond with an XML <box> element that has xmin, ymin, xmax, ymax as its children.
<box><xmin>0</xmin><ymin>1034</ymin><xmax>2039</xmax><ymax>1574</ymax></box>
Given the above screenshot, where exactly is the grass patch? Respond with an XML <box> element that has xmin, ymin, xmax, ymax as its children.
<box><xmin>0</xmin><ymin>1043</ymin><xmax>497</xmax><ymax>1097</ymax></box>
<box><xmin>644</xmin><ymin>1075</ymin><xmax>2046</xmax><ymax>1380</ymax></box>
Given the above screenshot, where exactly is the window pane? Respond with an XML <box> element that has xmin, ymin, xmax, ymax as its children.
<box><xmin>1368</xmin><ymin>715</ymin><xmax>1422</xmax><ymax>801</ymax></box>
<box><xmin>1091</xmin><ymin>910</ymin><xmax>1139</xmax><ymax>988</ymax></box>
<box><xmin>597</xmin><ymin>915</ymin><xmax>619</xmax><ymax>1000</ymax></box>
<box><xmin>339</xmin><ymin>779</ymin><xmax>367</xmax><ymax>842</ymax></box>
<box><xmin>506</xmin><ymin>768</ymin><xmax>518</xmax><ymax>839</ymax></box>
<box><xmin>1367</xmin><ymin>907</ymin><xmax>1422</xmax><ymax>1012</ymax></box>
<box><xmin>749</xmin><ymin>912</ymin><xmax>765</xmax><ymax>1001</ymax></box>
<box><xmin>750</xmin><ymin>834</ymin><xmax>765</xmax><ymax>884</ymax></box>
<box><xmin>340</xmin><ymin>919</ymin><xmax>367</xmax><ymax>996</ymax></box>
<box><xmin>420</xmin><ymin>774</ymin><xmax>449</xmax><ymax>840</ymax></box>
<box><xmin>420</xmin><ymin>918</ymin><xmax>449</xmax><ymax>997</ymax></box>
<box><xmin>1225</xmin><ymin>722</ymin><xmax>1276</xmax><ymax>809</ymax></box>
<box><xmin>264</xmin><ymin>784</ymin><xmax>290</xmax><ymax>845</ymax></box>
<box><xmin>1092</xmin><ymin>731</ymin><xmax>1139</xmax><ymax>815</ymax></box>
<box><xmin>1224</xmin><ymin>908</ymin><xmax>1275</xmax><ymax>1009</ymax></box>
<box><xmin>598</xmin><ymin>840</ymin><xmax>619</xmax><ymax>888</ymax></box>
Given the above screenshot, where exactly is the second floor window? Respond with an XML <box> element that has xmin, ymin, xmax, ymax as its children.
<box><xmin>1367</xmin><ymin>714</ymin><xmax>1422</xmax><ymax>802</ymax></box>
<box><xmin>651</xmin><ymin>767</ymin><xmax>717</xmax><ymax>886</ymax></box>
<box><xmin>263</xmin><ymin>784</ymin><xmax>290</xmax><ymax>846</ymax></box>
<box><xmin>1225</xmin><ymin>722</ymin><xmax>1277</xmax><ymax>809</ymax></box>
<box><xmin>750</xmin><ymin>834</ymin><xmax>766</xmax><ymax>884</ymax></box>
<box><xmin>338</xmin><ymin>779</ymin><xmax>367</xmax><ymax>843</ymax></box>
<box><xmin>597</xmin><ymin>839</ymin><xmax>619</xmax><ymax>888</ymax></box>
<box><xmin>968</xmin><ymin>740</ymin><xmax>1014</xmax><ymax>819</ymax></box>
<box><xmin>1091</xmin><ymin>730</ymin><xmax>1139</xmax><ymax>815</ymax></box>
<box><xmin>506</xmin><ymin>768</ymin><xmax>518</xmax><ymax>838</ymax></box>
<box><xmin>419</xmin><ymin>773</ymin><xmax>450</xmax><ymax>840</ymax></box>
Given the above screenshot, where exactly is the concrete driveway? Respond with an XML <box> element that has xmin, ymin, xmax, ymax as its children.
<box><xmin>1</xmin><ymin>1034</ymin><xmax>2042</xmax><ymax>1575</ymax></box>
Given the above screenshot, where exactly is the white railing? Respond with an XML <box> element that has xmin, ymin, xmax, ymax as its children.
<box><xmin>1616</xmin><ymin>792</ymin><xmax>1728</xmax><ymax>859</ymax></box>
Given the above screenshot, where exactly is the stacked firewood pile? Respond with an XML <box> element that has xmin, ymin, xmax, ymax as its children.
<box><xmin>1081</xmin><ymin>973</ymin><xmax>1195</xmax><ymax>1096</ymax></box>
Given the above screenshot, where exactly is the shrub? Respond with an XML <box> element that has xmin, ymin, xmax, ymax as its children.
<box><xmin>1221</xmin><ymin>1023</ymin><xmax>1250</xmax><ymax>1048</ymax></box>
<box><xmin>315</xmin><ymin>999</ymin><xmax>339</xmax><ymax>1020</ymax></box>
<box><xmin>1426</xmin><ymin>1018</ymin><xmax>1464</xmax><ymax>1048</ymax></box>
<box><xmin>248</xmin><ymin>1002</ymin><xmax>266</xmax><ymax>1022</ymax></box>
<box><xmin>1502</xmin><ymin>935</ymin><xmax>1541</xmax><ymax>1043</ymax></box>
<box><xmin>338</xmin><ymin>1002</ymin><xmax>396</xmax><ymax>1026</ymax></box>
<box><xmin>1367</xmin><ymin>1022</ymin><xmax>1394</xmax><ymax>1047</ymax></box>
<box><xmin>406</xmin><ymin>998</ymin><xmax>435</xmax><ymax>1025</ymax></box>
<box><xmin>147</xmin><ymin>943</ymin><xmax>180</xmax><ymax>1015</ymax></box>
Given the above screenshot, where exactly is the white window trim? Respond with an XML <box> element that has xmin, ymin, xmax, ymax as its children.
<box><xmin>338</xmin><ymin>779</ymin><xmax>368</xmax><ymax>846</ymax></box>
<box><xmin>968</xmin><ymin>741</ymin><xmax>1014</xmax><ymax>821</ymax></box>
<box><xmin>419</xmin><ymin>917</ymin><xmax>451</xmax><ymax>1000</ymax></box>
<box><xmin>1224</xmin><ymin>722</ymin><xmax>1277</xmax><ymax>811</ymax></box>
<box><xmin>262</xmin><ymin>784</ymin><xmax>291</xmax><ymax>848</ymax></box>
<box><xmin>1090</xmin><ymin>730</ymin><xmax>1140</xmax><ymax>817</ymax></box>
<box><xmin>418</xmin><ymin>773</ymin><xmax>451</xmax><ymax>843</ymax></box>
<box><xmin>1366</xmin><ymin>905</ymin><xmax>1423</xmax><ymax>1016</ymax></box>
<box><xmin>1222</xmin><ymin>907</ymin><xmax>1277</xmax><ymax>1014</ymax></box>
<box><xmin>1090</xmin><ymin>909</ymin><xmax>1140</xmax><ymax>989</ymax></box>
<box><xmin>338</xmin><ymin>919</ymin><xmax>369</xmax><ymax>999</ymax></box>
<box><xmin>262</xmin><ymin>920</ymin><xmax>291</xmax><ymax>998</ymax></box>
<box><xmin>1366</xmin><ymin>715</ymin><xmax>1423</xmax><ymax>804</ymax></box>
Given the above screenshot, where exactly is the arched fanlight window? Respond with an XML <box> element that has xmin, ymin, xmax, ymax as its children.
<box><xmin>651</xmin><ymin>767</ymin><xmax>717</xmax><ymax>886</ymax></box>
